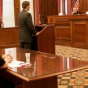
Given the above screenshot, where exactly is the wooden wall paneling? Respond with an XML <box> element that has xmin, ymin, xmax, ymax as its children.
<box><xmin>39</xmin><ymin>0</ymin><xmax>58</xmax><ymax>24</ymax></box>
<box><xmin>0</xmin><ymin>27</ymin><xmax>20</xmax><ymax>48</ymax></box>
<box><xmin>34</xmin><ymin>0</ymin><xmax>39</xmax><ymax>25</ymax></box>
<box><xmin>44</xmin><ymin>0</ymin><xmax>48</xmax><ymax>16</ymax></box>
<box><xmin>80</xmin><ymin>0</ymin><xmax>87</xmax><ymax>14</ymax></box>
<box><xmin>14</xmin><ymin>0</ymin><xmax>58</xmax><ymax>25</ymax></box>
<box><xmin>72</xmin><ymin>21</ymin><xmax>87</xmax><ymax>48</ymax></box>
<box><xmin>58</xmin><ymin>0</ymin><xmax>60</xmax><ymax>13</ymax></box>
<box><xmin>47</xmin><ymin>0</ymin><xmax>50</xmax><ymax>16</ymax></box>
<box><xmin>87</xmin><ymin>0</ymin><xmax>88</xmax><ymax>11</ymax></box>
<box><xmin>0</xmin><ymin>0</ymin><xmax>3</xmax><ymax>17</ymax></box>
<box><xmin>55</xmin><ymin>24</ymin><xmax>71</xmax><ymax>46</ymax></box>
<box><xmin>13</xmin><ymin>27</ymin><xmax>19</xmax><ymax>43</ymax></box>
<box><xmin>67</xmin><ymin>0</ymin><xmax>71</xmax><ymax>15</ymax></box>
<box><xmin>13</xmin><ymin>0</ymin><xmax>88</xmax><ymax>25</ymax></box>
<box><xmin>52</xmin><ymin>0</ymin><xmax>58</xmax><ymax>15</ymax></box>
<box><xmin>39</xmin><ymin>0</ymin><xmax>44</xmax><ymax>24</ymax></box>
<box><xmin>41</xmin><ymin>0</ymin><xmax>48</xmax><ymax>24</ymax></box>
<box><xmin>55</xmin><ymin>16</ymin><xmax>71</xmax><ymax>46</ymax></box>
<box><xmin>14</xmin><ymin>0</ymin><xmax>20</xmax><ymax>26</ymax></box>
<box><xmin>70</xmin><ymin>0</ymin><xmax>72</xmax><ymax>12</ymax></box>
<box><xmin>79</xmin><ymin>0</ymin><xmax>82</xmax><ymax>13</ymax></box>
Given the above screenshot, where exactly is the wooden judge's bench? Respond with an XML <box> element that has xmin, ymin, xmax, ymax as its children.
<box><xmin>48</xmin><ymin>15</ymin><xmax>88</xmax><ymax>49</ymax></box>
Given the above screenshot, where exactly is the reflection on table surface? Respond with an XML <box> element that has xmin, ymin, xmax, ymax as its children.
<box><xmin>1</xmin><ymin>47</ymin><xmax>88</xmax><ymax>79</ymax></box>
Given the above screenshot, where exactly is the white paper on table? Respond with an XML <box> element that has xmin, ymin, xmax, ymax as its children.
<box><xmin>8</xmin><ymin>60</ymin><xmax>25</xmax><ymax>68</ymax></box>
<box><xmin>5</xmin><ymin>48</ymin><xmax>17</xmax><ymax>60</ymax></box>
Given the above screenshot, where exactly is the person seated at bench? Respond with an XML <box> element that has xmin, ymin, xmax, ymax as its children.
<box><xmin>0</xmin><ymin>54</ymin><xmax>15</xmax><ymax>88</ymax></box>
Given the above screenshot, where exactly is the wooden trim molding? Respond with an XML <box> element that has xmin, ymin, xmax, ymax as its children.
<box><xmin>34</xmin><ymin>0</ymin><xmax>40</xmax><ymax>25</ymax></box>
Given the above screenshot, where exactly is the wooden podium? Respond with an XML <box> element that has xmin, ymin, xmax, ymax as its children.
<box><xmin>0</xmin><ymin>25</ymin><xmax>55</xmax><ymax>54</ymax></box>
<box><xmin>35</xmin><ymin>24</ymin><xmax>55</xmax><ymax>54</ymax></box>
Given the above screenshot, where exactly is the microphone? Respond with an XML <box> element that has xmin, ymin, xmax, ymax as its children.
<box><xmin>41</xmin><ymin>15</ymin><xmax>47</xmax><ymax>21</ymax></box>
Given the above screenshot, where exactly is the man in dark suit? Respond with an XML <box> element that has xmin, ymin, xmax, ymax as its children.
<box><xmin>18</xmin><ymin>1</ymin><xmax>36</xmax><ymax>49</ymax></box>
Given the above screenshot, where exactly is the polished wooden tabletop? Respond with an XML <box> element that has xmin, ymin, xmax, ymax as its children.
<box><xmin>1</xmin><ymin>47</ymin><xmax>88</xmax><ymax>82</ymax></box>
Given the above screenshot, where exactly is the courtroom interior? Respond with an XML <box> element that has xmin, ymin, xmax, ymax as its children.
<box><xmin>0</xmin><ymin>0</ymin><xmax>88</xmax><ymax>88</ymax></box>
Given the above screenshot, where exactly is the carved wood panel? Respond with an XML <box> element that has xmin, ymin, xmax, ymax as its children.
<box><xmin>72</xmin><ymin>21</ymin><xmax>88</xmax><ymax>48</ymax></box>
<box><xmin>55</xmin><ymin>25</ymin><xmax>71</xmax><ymax>46</ymax></box>
<box><xmin>0</xmin><ymin>27</ymin><xmax>20</xmax><ymax>48</ymax></box>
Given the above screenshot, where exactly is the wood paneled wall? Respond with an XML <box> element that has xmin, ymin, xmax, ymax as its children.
<box><xmin>0</xmin><ymin>0</ymin><xmax>3</xmax><ymax>17</ymax></box>
<box><xmin>14</xmin><ymin>0</ymin><xmax>58</xmax><ymax>26</ymax></box>
<box><xmin>0</xmin><ymin>27</ymin><xmax>20</xmax><ymax>49</ymax></box>
<box><xmin>80</xmin><ymin>0</ymin><xmax>88</xmax><ymax>14</ymax></box>
<box><xmin>14</xmin><ymin>0</ymin><xmax>88</xmax><ymax>26</ymax></box>
<box><xmin>38</xmin><ymin>0</ymin><xmax>58</xmax><ymax>24</ymax></box>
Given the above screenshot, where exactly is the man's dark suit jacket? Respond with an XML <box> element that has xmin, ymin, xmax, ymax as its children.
<box><xmin>18</xmin><ymin>10</ymin><xmax>36</xmax><ymax>43</ymax></box>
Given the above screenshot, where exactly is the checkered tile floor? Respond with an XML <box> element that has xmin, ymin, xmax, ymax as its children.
<box><xmin>57</xmin><ymin>69</ymin><xmax>88</xmax><ymax>88</ymax></box>
<box><xmin>55</xmin><ymin>45</ymin><xmax>88</xmax><ymax>61</ymax></box>
<box><xmin>56</xmin><ymin>45</ymin><xmax>88</xmax><ymax>88</ymax></box>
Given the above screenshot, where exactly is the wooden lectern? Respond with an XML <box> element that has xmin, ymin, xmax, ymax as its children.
<box><xmin>35</xmin><ymin>24</ymin><xmax>55</xmax><ymax>54</ymax></box>
<box><xmin>0</xmin><ymin>25</ymin><xmax>55</xmax><ymax>54</ymax></box>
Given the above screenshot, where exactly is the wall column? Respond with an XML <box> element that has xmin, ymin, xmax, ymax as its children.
<box><xmin>0</xmin><ymin>0</ymin><xmax>3</xmax><ymax>17</ymax></box>
<box><xmin>34</xmin><ymin>0</ymin><xmax>39</xmax><ymax>25</ymax></box>
<box><xmin>58</xmin><ymin>0</ymin><xmax>60</xmax><ymax>14</ymax></box>
<box><xmin>67</xmin><ymin>0</ymin><xmax>71</xmax><ymax>15</ymax></box>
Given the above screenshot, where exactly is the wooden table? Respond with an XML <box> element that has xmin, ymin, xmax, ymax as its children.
<box><xmin>0</xmin><ymin>47</ymin><xmax>88</xmax><ymax>88</ymax></box>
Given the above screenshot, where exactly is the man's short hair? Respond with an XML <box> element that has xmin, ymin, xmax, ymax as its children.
<box><xmin>22</xmin><ymin>1</ymin><xmax>30</xmax><ymax>9</ymax></box>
